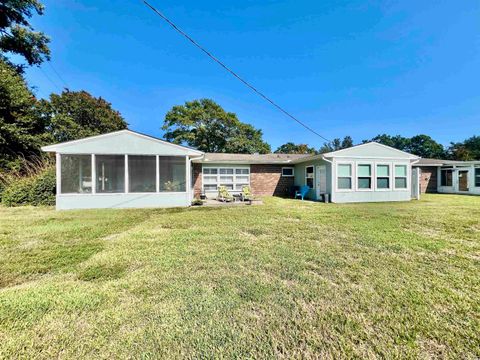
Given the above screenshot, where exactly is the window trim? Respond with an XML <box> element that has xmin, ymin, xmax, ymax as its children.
<box><xmin>375</xmin><ymin>162</ymin><xmax>391</xmax><ymax>191</ymax></box>
<box><xmin>356</xmin><ymin>163</ymin><xmax>373</xmax><ymax>192</ymax></box>
<box><xmin>305</xmin><ymin>165</ymin><xmax>314</xmax><ymax>189</ymax></box>
<box><xmin>281</xmin><ymin>167</ymin><xmax>295</xmax><ymax>177</ymax></box>
<box><xmin>393</xmin><ymin>164</ymin><xmax>409</xmax><ymax>191</ymax></box>
<box><xmin>440</xmin><ymin>167</ymin><xmax>454</xmax><ymax>187</ymax></box>
<box><xmin>336</xmin><ymin>161</ymin><xmax>354</xmax><ymax>192</ymax></box>
<box><xmin>202</xmin><ymin>166</ymin><xmax>250</xmax><ymax>193</ymax></box>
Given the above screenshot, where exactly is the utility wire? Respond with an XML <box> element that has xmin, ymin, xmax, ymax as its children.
<box><xmin>48</xmin><ymin>61</ymin><xmax>70</xmax><ymax>90</ymax></box>
<box><xmin>143</xmin><ymin>1</ymin><xmax>331</xmax><ymax>143</ymax></box>
<box><xmin>39</xmin><ymin>66</ymin><xmax>62</xmax><ymax>91</ymax></box>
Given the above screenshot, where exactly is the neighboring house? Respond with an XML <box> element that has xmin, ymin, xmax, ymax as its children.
<box><xmin>42</xmin><ymin>130</ymin><xmax>422</xmax><ymax>210</ymax></box>
<box><xmin>414</xmin><ymin>159</ymin><xmax>480</xmax><ymax>195</ymax></box>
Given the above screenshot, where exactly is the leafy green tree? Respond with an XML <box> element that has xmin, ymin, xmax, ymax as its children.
<box><xmin>0</xmin><ymin>0</ymin><xmax>50</xmax><ymax>69</ymax></box>
<box><xmin>163</xmin><ymin>99</ymin><xmax>271</xmax><ymax>153</ymax></box>
<box><xmin>408</xmin><ymin>134</ymin><xmax>445</xmax><ymax>158</ymax></box>
<box><xmin>274</xmin><ymin>142</ymin><xmax>316</xmax><ymax>154</ymax></box>
<box><xmin>318</xmin><ymin>136</ymin><xmax>352</xmax><ymax>153</ymax></box>
<box><xmin>448</xmin><ymin>135</ymin><xmax>480</xmax><ymax>160</ymax></box>
<box><xmin>363</xmin><ymin>134</ymin><xmax>410</xmax><ymax>151</ymax></box>
<box><xmin>40</xmin><ymin>90</ymin><xmax>128</xmax><ymax>143</ymax></box>
<box><xmin>0</xmin><ymin>59</ymin><xmax>48</xmax><ymax>170</ymax></box>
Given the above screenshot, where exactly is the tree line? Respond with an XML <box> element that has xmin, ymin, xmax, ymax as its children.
<box><xmin>1</xmin><ymin>0</ymin><xmax>479</xmax><ymax>176</ymax></box>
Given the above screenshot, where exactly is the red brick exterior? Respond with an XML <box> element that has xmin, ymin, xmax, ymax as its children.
<box><xmin>250</xmin><ymin>164</ymin><xmax>293</xmax><ymax>196</ymax></box>
<box><xmin>418</xmin><ymin>166</ymin><xmax>438</xmax><ymax>193</ymax></box>
<box><xmin>192</xmin><ymin>163</ymin><xmax>293</xmax><ymax>197</ymax></box>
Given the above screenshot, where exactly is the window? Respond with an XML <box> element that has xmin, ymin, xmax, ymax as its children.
<box><xmin>128</xmin><ymin>155</ymin><xmax>156</xmax><ymax>192</ymax></box>
<box><xmin>61</xmin><ymin>154</ymin><xmax>92</xmax><ymax>193</ymax></box>
<box><xmin>202</xmin><ymin>167</ymin><xmax>250</xmax><ymax>192</ymax></box>
<box><xmin>337</xmin><ymin>164</ymin><xmax>352</xmax><ymax>190</ymax></box>
<box><xmin>476</xmin><ymin>168</ymin><xmax>480</xmax><ymax>187</ymax></box>
<box><xmin>394</xmin><ymin>165</ymin><xmax>407</xmax><ymax>189</ymax></box>
<box><xmin>357</xmin><ymin>164</ymin><xmax>372</xmax><ymax>189</ymax></box>
<box><xmin>440</xmin><ymin>169</ymin><xmax>453</xmax><ymax>187</ymax></box>
<box><xmin>305</xmin><ymin>166</ymin><xmax>314</xmax><ymax>188</ymax></box>
<box><xmin>282</xmin><ymin>167</ymin><xmax>294</xmax><ymax>177</ymax></box>
<box><xmin>159</xmin><ymin>156</ymin><xmax>186</xmax><ymax>192</ymax></box>
<box><xmin>376</xmin><ymin>164</ymin><xmax>390</xmax><ymax>189</ymax></box>
<box><xmin>96</xmin><ymin>155</ymin><xmax>125</xmax><ymax>193</ymax></box>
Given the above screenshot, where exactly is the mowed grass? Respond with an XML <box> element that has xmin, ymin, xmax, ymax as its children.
<box><xmin>0</xmin><ymin>195</ymin><xmax>479</xmax><ymax>359</ymax></box>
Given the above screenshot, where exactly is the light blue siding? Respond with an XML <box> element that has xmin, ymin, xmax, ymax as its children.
<box><xmin>294</xmin><ymin>159</ymin><xmax>332</xmax><ymax>200</ymax></box>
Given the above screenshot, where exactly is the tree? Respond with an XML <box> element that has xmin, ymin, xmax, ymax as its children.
<box><xmin>274</xmin><ymin>142</ymin><xmax>316</xmax><ymax>154</ymax></box>
<box><xmin>0</xmin><ymin>59</ymin><xmax>48</xmax><ymax>170</ymax></box>
<box><xmin>0</xmin><ymin>0</ymin><xmax>50</xmax><ymax>69</ymax></box>
<box><xmin>408</xmin><ymin>134</ymin><xmax>445</xmax><ymax>159</ymax></box>
<box><xmin>362</xmin><ymin>134</ymin><xmax>410</xmax><ymax>151</ymax></box>
<box><xmin>318</xmin><ymin>136</ymin><xmax>352</xmax><ymax>153</ymax></box>
<box><xmin>448</xmin><ymin>135</ymin><xmax>480</xmax><ymax>160</ymax></box>
<box><xmin>163</xmin><ymin>99</ymin><xmax>271</xmax><ymax>153</ymax></box>
<box><xmin>40</xmin><ymin>90</ymin><xmax>128</xmax><ymax>143</ymax></box>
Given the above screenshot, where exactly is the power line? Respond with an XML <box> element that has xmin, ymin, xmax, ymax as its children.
<box><xmin>47</xmin><ymin>61</ymin><xmax>70</xmax><ymax>89</ymax></box>
<box><xmin>39</xmin><ymin>66</ymin><xmax>62</xmax><ymax>91</ymax></box>
<box><xmin>143</xmin><ymin>1</ymin><xmax>332</xmax><ymax>143</ymax></box>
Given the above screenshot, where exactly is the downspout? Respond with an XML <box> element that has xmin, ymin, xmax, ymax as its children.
<box><xmin>321</xmin><ymin>155</ymin><xmax>333</xmax><ymax>203</ymax></box>
<box><xmin>189</xmin><ymin>154</ymin><xmax>205</xmax><ymax>201</ymax></box>
<box><xmin>411</xmin><ymin>158</ymin><xmax>420</xmax><ymax>200</ymax></box>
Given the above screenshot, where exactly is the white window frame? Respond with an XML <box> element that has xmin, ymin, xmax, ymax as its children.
<box><xmin>202</xmin><ymin>166</ymin><xmax>250</xmax><ymax>192</ymax></box>
<box><xmin>375</xmin><ymin>162</ymin><xmax>392</xmax><ymax>191</ymax></box>
<box><xmin>335</xmin><ymin>161</ymin><xmax>354</xmax><ymax>192</ymax></box>
<box><xmin>281</xmin><ymin>167</ymin><xmax>295</xmax><ymax>177</ymax></box>
<box><xmin>393</xmin><ymin>163</ymin><xmax>409</xmax><ymax>191</ymax></box>
<box><xmin>305</xmin><ymin>165</ymin><xmax>314</xmax><ymax>189</ymax></box>
<box><xmin>356</xmin><ymin>163</ymin><xmax>374</xmax><ymax>192</ymax></box>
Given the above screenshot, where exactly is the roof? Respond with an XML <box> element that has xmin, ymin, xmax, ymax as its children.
<box><xmin>194</xmin><ymin>153</ymin><xmax>312</xmax><ymax>164</ymax></box>
<box><xmin>321</xmin><ymin>142</ymin><xmax>419</xmax><ymax>160</ymax></box>
<box><xmin>41</xmin><ymin>129</ymin><xmax>204</xmax><ymax>156</ymax></box>
<box><xmin>414</xmin><ymin>158</ymin><xmax>480</xmax><ymax>167</ymax></box>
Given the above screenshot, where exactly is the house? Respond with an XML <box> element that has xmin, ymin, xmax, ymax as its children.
<box><xmin>414</xmin><ymin>158</ymin><xmax>480</xmax><ymax>195</ymax></box>
<box><xmin>42</xmin><ymin>130</ymin><xmax>422</xmax><ymax>210</ymax></box>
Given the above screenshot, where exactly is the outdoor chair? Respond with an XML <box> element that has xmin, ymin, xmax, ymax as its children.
<box><xmin>240</xmin><ymin>185</ymin><xmax>253</xmax><ymax>202</ymax></box>
<box><xmin>217</xmin><ymin>186</ymin><xmax>234</xmax><ymax>202</ymax></box>
<box><xmin>295</xmin><ymin>185</ymin><xmax>310</xmax><ymax>200</ymax></box>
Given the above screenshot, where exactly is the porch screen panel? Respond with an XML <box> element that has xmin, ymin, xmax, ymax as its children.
<box><xmin>61</xmin><ymin>154</ymin><xmax>92</xmax><ymax>193</ymax></box>
<box><xmin>129</xmin><ymin>155</ymin><xmax>156</xmax><ymax>192</ymax></box>
<box><xmin>475</xmin><ymin>168</ymin><xmax>480</xmax><ymax>187</ymax></box>
<box><xmin>159</xmin><ymin>156</ymin><xmax>186</xmax><ymax>192</ymax></box>
<box><xmin>96</xmin><ymin>155</ymin><xmax>125</xmax><ymax>193</ymax></box>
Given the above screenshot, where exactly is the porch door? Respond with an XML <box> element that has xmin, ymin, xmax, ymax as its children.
<box><xmin>316</xmin><ymin>165</ymin><xmax>327</xmax><ymax>199</ymax></box>
<box><xmin>458</xmin><ymin>170</ymin><xmax>469</xmax><ymax>191</ymax></box>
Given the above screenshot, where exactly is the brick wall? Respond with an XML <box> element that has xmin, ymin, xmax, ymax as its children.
<box><xmin>192</xmin><ymin>163</ymin><xmax>293</xmax><ymax>197</ymax></box>
<box><xmin>418</xmin><ymin>166</ymin><xmax>438</xmax><ymax>193</ymax></box>
<box><xmin>250</xmin><ymin>164</ymin><xmax>293</xmax><ymax>196</ymax></box>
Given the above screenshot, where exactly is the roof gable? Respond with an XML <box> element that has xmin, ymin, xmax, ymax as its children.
<box><xmin>41</xmin><ymin>130</ymin><xmax>203</xmax><ymax>156</ymax></box>
<box><xmin>323</xmin><ymin>142</ymin><xmax>419</xmax><ymax>159</ymax></box>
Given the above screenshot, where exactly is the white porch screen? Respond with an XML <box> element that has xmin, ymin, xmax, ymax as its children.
<box><xmin>129</xmin><ymin>155</ymin><xmax>156</xmax><ymax>192</ymax></box>
<box><xmin>60</xmin><ymin>154</ymin><xmax>92</xmax><ymax>193</ymax></box>
<box><xmin>96</xmin><ymin>155</ymin><xmax>125</xmax><ymax>193</ymax></box>
<box><xmin>159</xmin><ymin>156</ymin><xmax>186</xmax><ymax>192</ymax></box>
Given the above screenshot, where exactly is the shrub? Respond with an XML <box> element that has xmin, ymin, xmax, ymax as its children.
<box><xmin>1</xmin><ymin>164</ymin><xmax>56</xmax><ymax>207</ymax></box>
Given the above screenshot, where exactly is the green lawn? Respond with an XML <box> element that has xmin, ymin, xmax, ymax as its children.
<box><xmin>0</xmin><ymin>195</ymin><xmax>479</xmax><ymax>358</ymax></box>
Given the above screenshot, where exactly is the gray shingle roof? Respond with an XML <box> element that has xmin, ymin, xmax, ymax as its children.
<box><xmin>415</xmin><ymin>158</ymin><xmax>480</xmax><ymax>166</ymax></box>
<box><xmin>194</xmin><ymin>153</ymin><xmax>312</xmax><ymax>164</ymax></box>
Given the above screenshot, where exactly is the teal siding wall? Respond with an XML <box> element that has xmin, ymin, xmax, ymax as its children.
<box><xmin>294</xmin><ymin>159</ymin><xmax>332</xmax><ymax>200</ymax></box>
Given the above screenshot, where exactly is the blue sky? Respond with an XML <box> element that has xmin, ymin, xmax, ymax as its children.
<box><xmin>24</xmin><ymin>0</ymin><xmax>480</xmax><ymax>150</ymax></box>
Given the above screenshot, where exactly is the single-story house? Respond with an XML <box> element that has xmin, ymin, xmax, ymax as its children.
<box><xmin>42</xmin><ymin>130</ymin><xmax>423</xmax><ymax>210</ymax></box>
<box><xmin>414</xmin><ymin>158</ymin><xmax>480</xmax><ymax>195</ymax></box>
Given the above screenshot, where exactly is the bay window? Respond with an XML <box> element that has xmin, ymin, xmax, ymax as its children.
<box><xmin>376</xmin><ymin>164</ymin><xmax>390</xmax><ymax>189</ymax></box>
<box><xmin>60</xmin><ymin>154</ymin><xmax>92</xmax><ymax>193</ymax></box>
<box><xmin>337</xmin><ymin>164</ymin><xmax>352</xmax><ymax>190</ymax></box>
<box><xmin>357</xmin><ymin>164</ymin><xmax>372</xmax><ymax>189</ymax></box>
<box><xmin>394</xmin><ymin>165</ymin><xmax>408</xmax><ymax>189</ymax></box>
